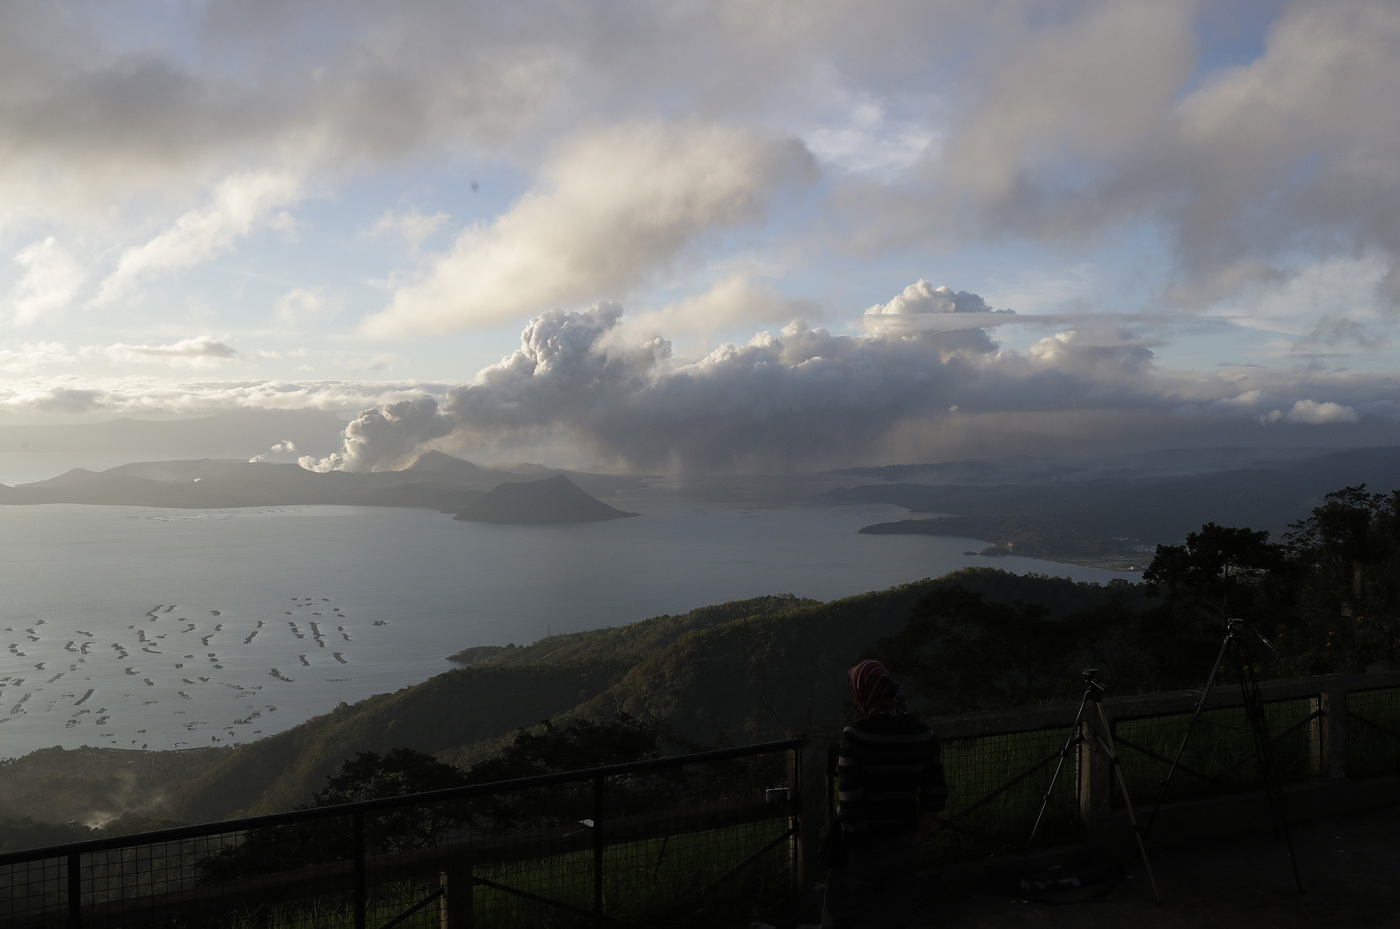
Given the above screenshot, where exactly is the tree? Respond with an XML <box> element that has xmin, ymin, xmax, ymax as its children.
<box><xmin>461</xmin><ymin>714</ymin><xmax>690</xmax><ymax>833</ymax></box>
<box><xmin>879</xmin><ymin>587</ymin><xmax>1107</xmax><ymax>711</ymax></box>
<box><xmin>311</xmin><ymin>748</ymin><xmax>466</xmax><ymax>806</ymax></box>
<box><xmin>1284</xmin><ymin>486</ymin><xmax>1400</xmax><ymax>671</ymax></box>
<box><xmin>201</xmin><ymin>749</ymin><xmax>471</xmax><ymax>881</ymax></box>
<box><xmin>1143</xmin><ymin>522</ymin><xmax>1288</xmax><ymax>623</ymax></box>
<box><xmin>462</xmin><ymin>714</ymin><xmax>672</xmax><ymax>784</ymax></box>
<box><xmin>1286</xmin><ymin>485</ymin><xmax>1394</xmax><ymax>607</ymax></box>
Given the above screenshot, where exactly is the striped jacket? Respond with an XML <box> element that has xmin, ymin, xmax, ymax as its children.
<box><xmin>836</xmin><ymin>712</ymin><xmax>947</xmax><ymax>847</ymax></box>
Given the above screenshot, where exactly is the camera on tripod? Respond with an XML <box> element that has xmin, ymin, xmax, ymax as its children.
<box><xmin>1081</xmin><ymin>669</ymin><xmax>1105</xmax><ymax>696</ymax></box>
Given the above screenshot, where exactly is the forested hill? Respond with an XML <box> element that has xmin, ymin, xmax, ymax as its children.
<box><xmin>167</xmin><ymin>570</ymin><xmax>1139</xmax><ymax>822</ymax></box>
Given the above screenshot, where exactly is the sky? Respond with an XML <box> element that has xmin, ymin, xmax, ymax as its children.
<box><xmin>2</xmin><ymin>0</ymin><xmax>1399</xmax><ymax>473</ymax></box>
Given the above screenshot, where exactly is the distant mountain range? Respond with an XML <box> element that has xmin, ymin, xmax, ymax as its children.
<box><xmin>834</xmin><ymin>444</ymin><xmax>1400</xmax><ymax>563</ymax></box>
<box><xmin>0</xmin><ymin>451</ymin><xmax>640</xmax><ymax>525</ymax></box>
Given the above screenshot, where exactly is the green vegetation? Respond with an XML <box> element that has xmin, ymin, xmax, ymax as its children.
<box><xmin>0</xmin><ymin>745</ymin><xmax>229</xmax><ymax>851</ymax></box>
<box><xmin>1146</xmin><ymin>485</ymin><xmax>1400</xmax><ymax>675</ymax></box>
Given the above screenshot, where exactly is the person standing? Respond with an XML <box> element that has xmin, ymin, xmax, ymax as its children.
<box><xmin>822</xmin><ymin>659</ymin><xmax>947</xmax><ymax>929</ymax></box>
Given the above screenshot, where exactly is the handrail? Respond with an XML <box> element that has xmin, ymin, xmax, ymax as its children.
<box><xmin>0</xmin><ymin>737</ymin><xmax>805</xmax><ymax>867</ymax></box>
<box><xmin>932</xmin><ymin>670</ymin><xmax>1400</xmax><ymax>740</ymax></box>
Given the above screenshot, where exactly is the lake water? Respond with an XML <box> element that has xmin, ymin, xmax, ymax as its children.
<box><xmin>0</xmin><ymin>500</ymin><xmax>1132</xmax><ymax>757</ymax></box>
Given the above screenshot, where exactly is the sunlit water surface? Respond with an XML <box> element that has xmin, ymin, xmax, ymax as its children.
<box><xmin>0</xmin><ymin>502</ymin><xmax>1132</xmax><ymax>756</ymax></box>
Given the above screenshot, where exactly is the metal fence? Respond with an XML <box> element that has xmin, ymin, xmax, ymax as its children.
<box><xmin>8</xmin><ymin>671</ymin><xmax>1400</xmax><ymax>926</ymax></box>
<box><xmin>0</xmin><ymin>740</ymin><xmax>803</xmax><ymax>929</ymax></box>
<box><xmin>913</xmin><ymin>671</ymin><xmax>1400</xmax><ymax>866</ymax></box>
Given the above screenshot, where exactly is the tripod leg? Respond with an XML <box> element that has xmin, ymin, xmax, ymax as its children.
<box><xmin>1232</xmin><ymin>639</ymin><xmax>1305</xmax><ymax>893</ymax></box>
<box><xmin>1028</xmin><ymin>696</ymin><xmax>1089</xmax><ymax>850</ymax></box>
<box><xmin>1093</xmin><ymin>703</ymin><xmax>1161</xmax><ymax>905</ymax></box>
<box><xmin>1146</xmin><ymin>631</ymin><xmax>1232</xmax><ymax>838</ymax></box>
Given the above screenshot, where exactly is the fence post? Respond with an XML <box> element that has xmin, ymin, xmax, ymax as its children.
<box><xmin>1076</xmin><ymin>717</ymin><xmax>1112</xmax><ymax>841</ymax></box>
<box><xmin>593</xmin><ymin>775</ymin><xmax>605</xmax><ymax>929</ymax></box>
<box><xmin>785</xmin><ymin>739</ymin><xmax>799</xmax><ymax>896</ymax></box>
<box><xmin>67</xmin><ymin>851</ymin><xmax>82</xmax><ymax>929</ymax></box>
<box><xmin>440</xmin><ymin>859</ymin><xmax>472</xmax><ymax>929</ymax></box>
<box><xmin>353</xmin><ymin>811</ymin><xmax>367</xmax><ymax>929</ymax></box>
<box><xmin>795</xmin><ymin>731</ymin><xmax>836</xmax><ymax>889</ymax></box>
<box><xmin>1317</xmin><ymin>690</ymin><xmax>1347</xmax><ymax>779</ymax></box>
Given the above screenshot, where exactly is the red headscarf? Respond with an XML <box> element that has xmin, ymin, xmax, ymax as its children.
<box><xmin>849</xmin><ymin>659</ymin><xmax>900</xmax><ymax>715</ymax></box>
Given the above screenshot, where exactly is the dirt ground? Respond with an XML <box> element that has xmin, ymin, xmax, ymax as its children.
<box><xmin>767</xmin><ymin>806</ymin><xmax>1400</xmax><ymax>928</ymax></box>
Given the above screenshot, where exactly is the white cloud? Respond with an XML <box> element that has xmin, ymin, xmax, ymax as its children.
<box><xmin>299</xmin><ymin>396</ymin><xmax>453</xmax><ymax>472</ymax></box>
<box><xmin>7</xmin><ymin>237</ymin><xmax>86</xmax><ymax>325</ymax></box>
<box><xmin>364</xmin><ymin>122</ymin><xmax>817</xmax><ymax>336</ymax></box>
<box><xmin>803</xmin><ymin>95</ymin><xmax>939</xmax><ymax>176</ymax></box>
<box><xmin>95</xmin><ymin>170</ymin><xmax>303</xmax><ymax>302</ymax></box>
<box><xmin>0</xmin><ymin>377</ymin><xmax>455</xmax><ymax>418</ymax></box>
<box><xmin>103</xmin><ymin>337</ymin><xmax>242</xmax><ymax>368</ymax></box>
<box><xmin>625</xmin><ymin>271</ymin><xmax>815</xmax><ymax>339</ymax></box>
<box><xmin>863</xmin><ymin>280</ymin><xmax>1010</xmax><ymax>331</ymax></box>
<box><xmin>0</xmin><ymin>342</ymin><xmax>76</xmax><ymax>373</ymax></box>
<box><xmin>274</xmin><ymin>287</ymin><xmax>335</xmax><ymax>325</ymax></box>
<box><xmin>249</xmin><ymin>439</ymin><xmax>297</xmax><ymax>463</ymax></box>
<box><xmin>369</xmin><ymin>209</ymin><xmax>450</xmax><ymax>248</ymax></box>
<box><xmin>1283</xmin><ymin>400</ymin><xmax>1360</xmax><ymax>425</ymax></box>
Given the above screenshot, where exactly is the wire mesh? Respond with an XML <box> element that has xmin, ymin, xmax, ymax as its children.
<box><xmin>0</xmin><ymin>854</ymin><xmax>62</xmax><ymax>928</ymax></box>
<box><xmin>0</xmin><ymin>741</ymin><xmax>798</xmax><ymax>929</ymax></box>
<box><xmin>1346</xmin><ymin>686</ymin><xmax>1400</xmax><ymax>777</ymax></box>
<box><xmin>1111</xmin><ymin>698</ymin><xmax>1320</xmax><ymax>807</ymax></box>
<box><xmin>928</xmin><ymin>725</ymin><xmax>1078</xmax><ymax>864</ymax></box>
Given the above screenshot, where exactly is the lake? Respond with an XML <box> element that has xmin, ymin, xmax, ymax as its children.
<box><xmin>0</xmin><ymin>499</ymin><xmax>1132</xmax><ymax>757</ymax></box>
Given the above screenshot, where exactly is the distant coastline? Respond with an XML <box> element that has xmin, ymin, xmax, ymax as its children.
<box><xmin>0</xmin><ymin>453</ymin><xmax>640</xmax><ymax>526</ymax></box>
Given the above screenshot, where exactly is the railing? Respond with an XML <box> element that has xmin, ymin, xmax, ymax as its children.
<box><xmin>0</xmin><ymin>739</ymin><xmax>804</xmax><ymax>929</ymax></box>
<box><xmin>6</xmin><ymin>671</ymin><xmax>1400</xmax><ymax>926</ymax></box>
<box><xmin>794</xmin><ymin>669</ymin><xmax>1400</xmax><ymax>881</ymax></box>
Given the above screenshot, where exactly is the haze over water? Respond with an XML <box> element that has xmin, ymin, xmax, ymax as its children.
<box><xmin>0</xmin><ymin>500</ymin><xmax>1131</xmax><ymax>757</ymax></box>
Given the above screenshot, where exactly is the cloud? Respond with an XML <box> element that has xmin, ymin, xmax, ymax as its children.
<box><xmin>323</xmin><ymin>294</ymin><xmax>1186</xmax><ymax>473</ymax></box>
<box><xmin>0</xmin><ymin>377</ymin><xmax>455</xmax><ymax>418</ymax></box>
<box><xmin>274</xmin><ymin>287</ymin><xmax>336</xmax><ymax>326</ymax></box>
<box><xmin>803</xmin><ymin>94</ymin><xmax>939</xmax><ymax>177</ymax></box>
<box><xmin>7</xmin><ymin>237</ymin><xmax>86</xmax><ymax>325</ymax></box>
<box><xmin>364</xmin><ymin>122</ymin><xmax>817</xmax><ymax>336</ymax></box>
<box><xmin>103</xmin><ymin>337</ymin><xmax>242</xmax><ymax>368</ymax></box>
<box><xmin>938</xmin><ymin>2</ymin><xmax>1193</xmax><ymax>207</ymax></box>
<box><xmin>847</xmin><ymin>2</ymin><xmax>1400</xmax><ymax>316</ymax></box>
<box><xmin>1263</xmin><ymin>400</ymin><xmax>1362</xmax><ymax>426</ymax></box>
<box><xmin>299</xmin><ymin>396</ymin><xmax>454</xmax><ymax>472</ymax></box>
<box><xmin>866</xmin><ymin>280</ymin><xmax>996</xmax><ymax>317</ymax></box>
<box><xmin>863</xmin><ymin>280</ymin><xmax>1016</xmax><ymax>334</ymax></box>
<box><xmin>0</xmin><ymin>342</ymin><xmax>76</xmax><ymax>373</ymax></box>
<box><xmin>249</xmin><ymin>439</ymin><xmax>297</xmax><ymax>463</ymax></box>
<box><xmin>95</xmin><ymin>170</ymin><xmax>303</xmax><ymax>302</ymax></box>
<box><xmin>369</xmin><ymin>209</ymin><xmax>450</xmax><ymax>248</ymax></box>
<box><xmin>625</xmin><ymin>271</ymin><xmax>816</xmax><ymax>338</ymax></box>
<box><xmin>1025</xmin><ymin>328</ymin><xmax>1155</xmax><ymax>379</ymax></box>
<box><xmin>25</xmin><ymin>387</ymin><xmax>109</xmax><ymax>414</ymax></box>
<box><xmin>1293</xmin><ymin>314</ymin><xmax>1387</xmax><ymax>356</ymax></box>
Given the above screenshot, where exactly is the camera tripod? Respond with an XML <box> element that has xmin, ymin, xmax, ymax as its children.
<box><xmin>1029</xmin><ymin>670</ymin><xmax>1160</xmax><ymax>904</ymax></box>
<box><xmin>1145</xmin><ymin>617</ymin><xmax>1303</xmax><ymax>892</ymax></box>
